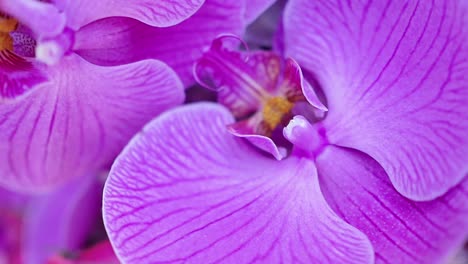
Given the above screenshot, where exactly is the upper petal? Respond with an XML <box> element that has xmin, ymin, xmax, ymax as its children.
<box><xmin>74</xmin><ymin>0</ymin><xmax>246</xmax><ymax>87</ymax></box>
<box><xmin>284</xmin><ymin>0</ymin><xmax>468</xmax><ymax>200</ymax></box>
<box><xmin>52</xmin><ymin>0</ymin><xmax>205</xmax><ymax>29</ymax></box>
<box><xmin>317</xmin><ymin>146</ymin><xmax>468</xmax><ymax>264</ymax></box>
<box><xmin>0</xmin><ymin>54</ymin><xmax>184</xmax><ymax>192</ymax></box>
<box><xmin>103</xmin><ymin>103</ymin><xmax>373</xmax><ymax>264</ymax></box>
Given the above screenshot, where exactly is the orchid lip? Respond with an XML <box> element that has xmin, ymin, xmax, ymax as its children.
<box><xmin>227</xmin><ymin>123</ymin><xmax>288</xmax><ymax>160</ymax></box>
<box><xmin>194</xmin><ymin>35</ymin><xmax>328</xmax><ymax>159</ymax></box>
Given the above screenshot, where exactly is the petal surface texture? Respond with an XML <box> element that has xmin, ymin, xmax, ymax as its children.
<box><xmin>284</xmin><ymin>0</ymin><xmax>468</xmax><ymax>200</ymax></box>
<box><xmin>103</xmin><ymin>103</ymin><xmax>373</xmax><ymax>264</ymax></box>
<box><xmin>317</xmin><ymin>146</ymin><xmax>468</xmax><ymax>264</ymax></box>
<box><xmin>52</xmin><ymin>0</ymin><xmax>204</xmax><ymax>29</ymax></box>
<box><xmin>74</xmin><ymin>0</ymin><xmax>246</xmax><ymax>87</ymax></box>
<box><xmin>0</xmin><ymin>54</ymin><xmax>184</xmax><ymax>192</ymax></box>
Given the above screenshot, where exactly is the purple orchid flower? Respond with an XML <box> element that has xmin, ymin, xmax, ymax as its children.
<box><xmin>102</xmin><ymin>0</ymin><xmax>468</xmax><ymax>263</ymax></box>
<box><xmin>0</xmin><ymin>0</ymin><xmax>251</xmax><ymax>192</ymax></box>
<box><xmin>0</xmin><ymin>172</ymin><xmax>102</xmax><ymax>264</ymax></box>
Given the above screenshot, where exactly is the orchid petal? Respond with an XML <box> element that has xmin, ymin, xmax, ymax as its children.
<box><xmin>284</xmin><ymin>0</ymin><xmax>468</xmax><ymax>200</ymax></box>
<box><xmin>52</xmin><ymin>0</ymin><xmax>205</xmax><ymax>29</ymax></box>
<box><xmin>317</xmin><ymin>146</ymin><xmax>468</xmax><ymax>264</ymax></box>
<box><xmin>103</xmin><ymin>103</ymin><xmax>373</xmax><ymax>264</ymax></box>
<box><xmin>244</xmin><ymin>0</ymin><xmax>277</xmax><ymax>24</ymax></box>
<box><xmin>22</xmin><ymin>173</ymin><xmax>102</xmax><ymax>264</ymax></box>
<box><xmin>0</xmin><ymin>54</ymin><xmax>184</xmax><ymax>192</ymax></box>
<box><xmin>74</xmin><ymin>0</ymin><xmax>246</xmax><ymax>87</ymax></box>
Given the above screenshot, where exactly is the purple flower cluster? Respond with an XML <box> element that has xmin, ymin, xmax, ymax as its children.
<box><xmin>0</xmin><ymin>0</ymin><xmax>467</xmax><ymax>263</ymax></box>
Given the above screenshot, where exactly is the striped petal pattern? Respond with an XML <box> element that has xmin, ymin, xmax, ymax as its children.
<box><xmin>103</xmin><ymin>103</ymin><xmax>373</xmax><ymax>264</ymax></box>
<box><xmin>284</xmin><ymin>0</ymin><xmax>468</xmax><ymax>200</ymax></box>
<box><xmin>0</xmin><ymin>54</ymin><xmax>184</xmax><ymax>192</ymax></box>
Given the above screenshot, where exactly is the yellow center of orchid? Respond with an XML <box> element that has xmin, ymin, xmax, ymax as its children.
<box><xmin>0</xmin><ymin>17</ymin><xmax>18</xmax><ymax>51</ymax></box>
<box><xmin>262</xmin><ymin>96</ymin><xmax>294</xmax><ymax>131</ymax></box>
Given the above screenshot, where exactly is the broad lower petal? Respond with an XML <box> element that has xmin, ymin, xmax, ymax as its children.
<box><xmin>317</xmin><ymin>146</ymin><xmax>468</xmax><ymax>264</ymax></box>
<box><xmin>103</xmin><ymin>103</ymin><xmax>373</xmax><ymax>264</ymax></box>
<box><xmin>284</xmin><ymin>0</ymin><xmax>468</xmax><ymax>200</ymax></box>
<box><xmin>52</xmin><ymin>0</ymin><xmax>204</xmax><ymax>29</ymax></box>
<box><xmin>74</xmin><ymin>0</ymin><xmax>246</xmax><ymax>87</ymax></box>
<box><xmin>0</xmin><ymin>54</ymin><xmax>184</xmax><ymax>192</ymax></box>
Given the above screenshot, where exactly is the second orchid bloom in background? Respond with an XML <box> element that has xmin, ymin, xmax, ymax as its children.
<box><xmin>0</xmin><ymin>0</ymin><xmax>247</xmax><ymax>192</ymax></box>
<box><xmin>0</xmin><ymin>0</ymin><xmax>252</xmax><ymax>262</ymax></box>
